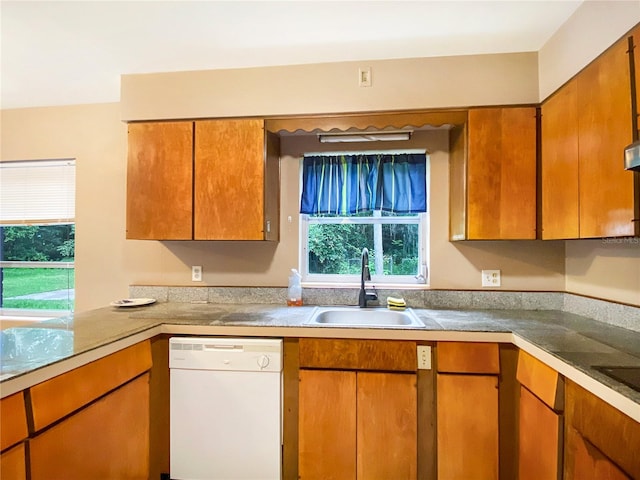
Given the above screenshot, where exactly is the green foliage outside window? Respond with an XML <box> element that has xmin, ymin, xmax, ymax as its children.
<box><xmin>2</xmin><ymin>225</ymin><xmax>75</xmax><ymax>261</ymax></box>
<box><xmin>308</xmin><ymin>222</ymin><xmax>419</xmax><ymax>276</ymax></box>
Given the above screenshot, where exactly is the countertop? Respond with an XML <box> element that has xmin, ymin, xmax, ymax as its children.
<box><xmin>2</xmin><ymin>302</ymin><xmax>640</xmax><ymax>422</ymax></box>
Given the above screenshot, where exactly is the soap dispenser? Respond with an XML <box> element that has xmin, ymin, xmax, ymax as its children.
<box><xmin>287</xmin><ymin>269</ymin><xmax>303</xmax><ymax>306</ymax></box>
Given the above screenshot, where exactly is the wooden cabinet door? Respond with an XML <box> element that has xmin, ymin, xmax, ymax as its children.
<box><xmin>519</xmin><ymin>386</ymin><xmax>562</xmax><ymax>480</ymax></box>
<box><xmin>467</xmin><ymin>107</ymin><xmax>537</xmax><ymax>239</ymax></box>
<box><xmin>126</xmin><ymin>121</ymin><xmax>193</xmax><ymax>240</ymax></box>
<box><xmin>541</xmin><ymin>78</ymin><xmax>580</xmax><ymax>239</ymax></box>
<box><xmin>299</xmin><ymin>369</ymin><xmax>357</xmax><ymax>480</ymax></box>
<box><xmin>0</xmin><ymin>443</ymin><xmax>27</xmax><ymax>480</ymax></box>
<box><xmin>0</xmin><ymin>391</ymin><xmax>28</xmax><ymax>451</ymax></box>
<box><xmin>357</xmin><ymin>372</ymin><xmax>417</xmax><ymax>480</ymax></box>
<box><xmin>577</xmin><ymin>36</ymin><xmax>635</xmax><ymax>238</ymax></box>
<box><xmin>565</xmin><ymin>426</ymin><xmax>630</xmax><ymax>480</ymax></box>
<box><xmin>194</xmin><ymin>118</ymin><xmax>267</xmax><ymax>240</ymax></box>
<box><xmin>437</xmin><ymin>373</ymin><xmax>499</xmax><ymax>480</ymax></box>
<box><xmin>30</xmin><ymin>374</ymin><xmax>150</xmax><ymax>480</ymax></box>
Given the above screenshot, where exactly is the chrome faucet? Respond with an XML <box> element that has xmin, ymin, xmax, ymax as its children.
<box><xmin>358</xmin><ymin>247</ymin><xmax>378</xmax><ymax>308</ymax></box>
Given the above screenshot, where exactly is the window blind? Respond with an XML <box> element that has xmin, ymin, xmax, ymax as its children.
<box><xmin>0</xmin><ymin>159</ymin><xmax>76</xmax><ymax>225</ymax></box>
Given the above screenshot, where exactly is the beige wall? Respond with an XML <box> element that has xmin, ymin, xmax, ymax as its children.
<box><xmin>121</xmin><ymin>52</ymin><xmax>538</xmax><ymax>121</ymax></box>
<box><xmin>565</xmin><ymin>240</ymin><xmax>640</xmax><ymax>307</ymax></box>
<box><xmin>538</xmin><ymin>1</ymin><xmax>640</xmax><ymax>100</ymax></box>
<box><xmin>539</xmin><ymin>2</ymin><xmax>640</xmax><ymax>307</ymax></box>
<box><xmin>1</xmin><ymin>104</ymin><xmax>128</xmax><ymax>312</ymax></box>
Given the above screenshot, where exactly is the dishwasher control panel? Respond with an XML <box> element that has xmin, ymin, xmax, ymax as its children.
<box><xmin>169</xmin><ymin>337</ymin><xmax>283</xmax><ymax>372</ymax></box>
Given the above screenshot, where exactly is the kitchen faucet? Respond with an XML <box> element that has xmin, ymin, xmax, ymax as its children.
<box><xmin>358</xmin><ymin>247</ymin><xmax>378</xmax><ymax>308</ymax></box>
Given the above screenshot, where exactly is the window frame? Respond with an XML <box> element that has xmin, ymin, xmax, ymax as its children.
<box><xmin>0</xmin><ymin>159</ymin><xmax>76</xmax><ymax>316</ymax></box>
<box><xmin>298</xmin><ymin>150</ymin><xmax>430</xmax><ymax>286</ymax></box>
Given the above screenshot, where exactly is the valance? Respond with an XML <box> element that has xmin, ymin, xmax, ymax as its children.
<box><xmin>300</xmin><ymin>153</ymin><xmax>427</xmax><ymax>215</ymax></box>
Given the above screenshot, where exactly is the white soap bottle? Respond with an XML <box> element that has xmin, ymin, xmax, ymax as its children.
<box><xmin>287</xmin><ymin>269</ymin><xmax>303</xmax><ymax>306</ymax></box>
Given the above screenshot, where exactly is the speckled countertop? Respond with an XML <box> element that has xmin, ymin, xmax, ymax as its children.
<box><xmin>1</xmin><ymin>302</ymin><xmax>640</xmax><ymax>421</ymax></box>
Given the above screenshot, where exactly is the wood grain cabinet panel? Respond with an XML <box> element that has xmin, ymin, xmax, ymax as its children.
<box><xmin>519</xmin><ymin>386</ymin><xmax>563</xmax><ymax>480</ymax></box>
<box><xmin>30</xmin><ymin>374</ymin><xmax>150</xmax><ymax>480</ymax></box>
<box><xmin>436</xmin><ymin>373</ymin><xmax>499</xmax><ymax>480</ymax></box>
<box><xmin>565</xmin><ymin>380</ymin><xmax>640</xmax><ymax>479</ymax></box>
<box><xmin>298</xmin><ymin>369</ymin><xmax>357</xmax><ymax>480</ymax></box>
<box><xmin>516</xmin><ymin>349</ymin><xmax>564</xmax><ymax>410</ymax></box>
<box><xmin>461</xmin><ymin>106</ymin><xmax>537</xmax><ymax>240</ymax></box>
<box><xmin>0</xmin><ymin>391</ymin><xmax>28</xmax><ymax>451</ymax></box>
<box><xmin>126</xmin><ymin>121</ymin><xmax>194</xmax><ymax>240</ymax></box>
<box><xmin>194</xmin><ymin>119</ymin><xmax>279</xmax><ymax>240</ymax></box>
<box><xmin>436</xmin><ymin>341</ymin><xmax>500</xmax><ymax>374</ymax></box>
<box><xmin>298</xmin><ymin>366</ymin><xmax>417</xmax><ymax>480</ymax></box>
<box><xmin>298</xmin><ymin>338</ymin><xmax>417</xmax><ymax>372</ymax></box>
<box><xmin>30</xmin><ymin>341</ymin><xmax>152</xmax><ymax>432</ymax></box>
<box><xmin>541</xmin><ymin>78</ymin><xmax>580</xmax><ymax>239</ymax></box>
<box><xmin>357</xmin><ymin>372</ymin><xmax>417</xmax><ymax>480</ymax></box>
<box><xmin>541</xmin><ymin>26</ymin><xmax>638</xmax><ymax>239</ymax></box>
<box><xmin>127</xmin><ymin>118</ymin><xmax>280</xmax><ymax>241</ymax></box>
<box><xmin>565</xmin><ymin>426</ymin><xmax>630</xmax><ymax>480</ymax></box>
<box><xmin>578</xmin><ymin>34</ymin><xmax>635</xmax><ymax>238</ymax></box>
<box><xmin>0</xmin><ymin>443</ymin><xmax>27</xmax><ymax>480</ymax></box>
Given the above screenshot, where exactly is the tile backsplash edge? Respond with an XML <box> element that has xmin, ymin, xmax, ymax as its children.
<box><xmin>129</xmin><ymin>286</ymin><xmax>639</xmax><ymax>331</ymax></box>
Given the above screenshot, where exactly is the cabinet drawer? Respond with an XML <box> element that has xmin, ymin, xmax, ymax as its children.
<box><xmin>30</xmin><ymin>374</ymin><xmax>150</xmax><ymax>480</ymax></box>
<box><xmin>566</xmin><ymin>380</ymin><xmax>640</xmax><ymax>479</ymax></box>
<box><xmin>436</xmin><ymin>342</ymin><xmax>500</xmax><ymax>374</ymax></box>
<box><xmin>29</xmin><ymin>341</ymin><xmax>152</xmax><ymax>432</ymax></box>
<box><xmin>0</xmin><ymin>392</ymin><xmax>28</xmax><ymax>451</ymax></box>
<box><xmin>517</xmin><ymin>350</ymin><xmax>564</xmax><ymax>410</ymax></box>
<box><xmin>299</xmin><ymin>339</ymin><xmax>416</xmax><ymax>372</ymax></box>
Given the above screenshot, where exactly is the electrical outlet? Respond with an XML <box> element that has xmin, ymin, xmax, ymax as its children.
<box><xmin>482</xmin><ymin>269</ymin><xmax>501</xmax><ymax>287</ymax></box>
<box><xmin>192</xmin><ymin>265</ymin><xmax>203</xmax><ymax>282</ymax></box>
<box><xmin>417</xmin><ymin>345</ymin><xmax>431</xmax><ymax>370</ymax></box>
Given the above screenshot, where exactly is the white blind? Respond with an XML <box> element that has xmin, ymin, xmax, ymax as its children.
<box><xmin>0</xmin><ymin>159</ymin><xmax>76</xmax><ymax>225</ymax></box>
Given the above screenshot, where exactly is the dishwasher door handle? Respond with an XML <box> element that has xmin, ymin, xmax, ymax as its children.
<box><xmin>204</xmin><ymin>344</ymin><xmax>244</xmax><ymax>351</ymax></box>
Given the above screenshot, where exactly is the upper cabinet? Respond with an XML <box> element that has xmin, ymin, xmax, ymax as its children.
<box><xmin>450</xmin><ymin>106</ymin><xmax>538</xmax><ymax>240</ymax></box>
<box><xmin>541</xmin><ymin>26</ymin><xmax>638</xmax><ymax>239</ymax></box>
<box><xmin>127</xmin><ymin>118</ymin><xmax>280</xmax><ymax>241</ymax></box>
<box><xmin>127</xmin><ymin>121</ymin><xmax>194</xmax><ymax>240</ymax></box>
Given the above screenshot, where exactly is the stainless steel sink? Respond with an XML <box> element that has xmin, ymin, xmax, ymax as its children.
<box><xmin>306</xmin><ymin>306</ymin><xmax>425</xmax><ymax>328</ymax></box>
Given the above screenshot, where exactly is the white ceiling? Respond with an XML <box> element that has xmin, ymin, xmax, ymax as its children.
<box><xmin>1</xmin><ymin>0</ymin><xmax>585</xmax><ymax>109</ymax></box>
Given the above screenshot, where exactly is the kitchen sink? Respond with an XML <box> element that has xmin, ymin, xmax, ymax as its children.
<box><xmin>305</xmin><ymin>306</ymin><xmax>425</xmax><ymax>328</ymax></box>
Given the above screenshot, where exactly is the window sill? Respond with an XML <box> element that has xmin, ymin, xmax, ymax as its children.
<box><xmin>301</xmin><ymin>282</ymin><xmax>430</xmax><ymax>290</ymax></box>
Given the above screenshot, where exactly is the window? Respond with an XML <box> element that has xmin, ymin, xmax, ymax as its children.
<box><xmin>300</xmin><ymin>151</ymin><xmax>428</xmax><ymax>284</ymax></box>
<box><xmin>0</xmin><ymin>159</ymin><xmax>75</xmax><ymax>314</ymax></box>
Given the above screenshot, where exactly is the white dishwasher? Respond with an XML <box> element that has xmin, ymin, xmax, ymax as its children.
<box><xmin>169</xmin><ymin>337</ymin><xmax>283</xmax><ymax>480</ymax></box>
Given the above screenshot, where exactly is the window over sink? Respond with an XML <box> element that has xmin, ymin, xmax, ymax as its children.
<box><xmin>299</xmin><ymin>150</ymin><xmax>429</xmax><ymax>285</ymax></box>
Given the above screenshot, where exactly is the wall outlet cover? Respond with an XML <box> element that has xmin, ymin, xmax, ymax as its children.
<box><xmin>192</xmin><ymin>265</ymin><xmax>203</xmax><ymax>282</ymax></box>
<box><xmin>481</xmin><ymin>269</ymin><xmax>501</xmax><ymax>287</ymax></box>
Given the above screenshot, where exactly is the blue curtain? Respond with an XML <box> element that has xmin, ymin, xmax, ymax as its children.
<box><xmin>300</xmin><ymin>153</ymin><xmax>427</xmax><ymax>215</ymax></box>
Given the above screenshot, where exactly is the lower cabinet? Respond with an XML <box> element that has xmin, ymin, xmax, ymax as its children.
<box><xmin>297</xmin><ymin>339</ymin><xmax>418</xmax><ymax>480</ymax></box>
<box><xmin>436</xmin><ymin>342</ymin><xmax>501</xmax><ymax>480</ymax></box>
<box><xmin>516</xmin><ymin>350</ymin><xmax>564</xmax><ymax>480</ymax></box>
<box><xmin>0</xmin><ymin>390</ymin><xmax>28</xmax><ymax>480</ymax></box>
<box><xmin>30</xmin><ymin>374</ymin><xmax>150</xmax><ymax>480</ymax></box>
<box><xmin>436</xmin><ymin>374</ymin><xmax>499</xmax><ymax>480</ymax></box>
<box><xmin>0</xmin><ymin>443</ymin><xmax>27</xmax><ymax>480</ymax></box>
<box><xmin>519</xmin><ymin>386</ymin><xmax>563</xmax><ymax>480</ymax></box>
<box><xmin>299</xmin><ymin>369</ymin><xmax>417</xmax><ymax>480</ymax></box>
<box><xmin>565</xmin><ymin>425</ymin><xmax>629</xmax><ymax>480</ymax></box>
<box><xmin>565</xmin><ymin>380</ymin><xmax>640</xmax><ymax>479</ymax></box>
